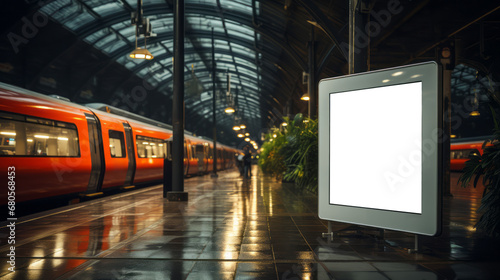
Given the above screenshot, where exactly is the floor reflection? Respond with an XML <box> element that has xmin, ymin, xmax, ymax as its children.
<box><xmin>0</xmin><ymin>167</ymin><xmax>498</xmax><ymax>279</ymax></box>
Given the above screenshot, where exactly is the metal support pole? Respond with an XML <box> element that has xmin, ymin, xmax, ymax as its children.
<box><xmin>408</xmin><ymin>234</ymin><xmax>420</xmax><ymax>253</ymax></box>
<box><xmin>441</xmin><ymin>65</ymin><xmax>452</xmax><ymax>197</ymax></box>
<box><xmin>168</xmin><ymin>0</ymin><xmax>188</xmax><ymax>201</ymax></box>
<box><xmin>136</xmin><ymin>0</ymin><xmax>143</xmax><ymax>24</ymax></box>
<box><xmin>348</xmin><ymin>0</ymin><xmax>356</xmax><ymax>75</ymax></box>
<box><xmin>322</xmin><ymin>221</ymin><xmax>334</xmax><ymax>241</ymax></box>
<box><xmin>308</xmin><ymin>26</ymin><xmax>316</xmax><ymax>119</ymax></box>
<box><xmin>348</xmin><ymin>0</ymin><xmax>369</xmax><ymax>74</ymax></box>
<box><xmin>211</xmin><ymin>27</ymin><xmax>218</xmax><ymax>178</ymax></box>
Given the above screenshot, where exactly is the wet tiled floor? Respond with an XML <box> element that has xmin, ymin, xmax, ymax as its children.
<box><xmin>0</xmin><ymin>167</ymin><xmax>499</xmax><ymax>279</ymax></box>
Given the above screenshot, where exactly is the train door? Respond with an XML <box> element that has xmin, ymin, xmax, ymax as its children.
<box><xmin>122</xmin><ymin>122</ymin><xmax>136</xmax><ymax>186</ymax></box>
<box><xmin>204</xmin><ymin>145</ymin><xmax>210</xmax><ymax>172</ymax></box>
<box><xmin>207</xmin><ymin>145</ymin><xmax>214</xmax><ymax>172</ymax></box>
<box><xmin>84</xmin><ymin>113</ymin><xmax>105</xmax><ymax>194</ymax></box>
<box><xmin>195</xmin><ymin>144</ymin><xmax>205</xmax><ymax>173</ymax></box>
<box><xmin>184</xmin><ymin>141</ymin><xmax>189</xmax><ymax>176</ymax></box>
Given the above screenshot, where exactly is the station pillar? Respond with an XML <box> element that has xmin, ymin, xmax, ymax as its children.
<box><xmin>168</xmin><ymin>0</ymin><xmax>188</xmax><ymax>201</ymax></box>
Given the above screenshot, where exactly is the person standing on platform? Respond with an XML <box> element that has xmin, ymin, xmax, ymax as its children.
<box><xmin>243</xmin><ymin>148</ymin><xmax>252</xmax><ymax>179</ymax></box>
<box><xmin>237</xmin><ymin>152</ymin><xmax>244</xmax><ymax>176</ymax></box>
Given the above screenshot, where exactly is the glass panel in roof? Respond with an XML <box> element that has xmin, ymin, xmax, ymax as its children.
<box><xmin>157</xmin><ymin>58</ymin><xmax>174</xmax><ymax>69</ymax></box>
<box><xmin>237</xmin><ymin>69</ymin><xmax>257</xmax><ymax>78</ymax></box>
<box><xmin>52</xmin><ymin>3</ymin><xmax>82</xmax><ymax>23</ymax></box>
<box><xmin>41</xmin><ymin>0</ymin><xmax>98</xmax><ymax>31</ymax></box>
<box><xmin>238</xmin><ymin>84</ymin><xmax>259</xmax><ymax>92</ymax></box>
<box><xmin>153</xmin><ymin>70</ymin><xmax>171</xmax><ymax>81</ymax></box>
<box><xmin>92</xmin><ymin>2</ymin><xmax>126</xmax><ymax>17</ymax></box>
<box><xmin>213</xmin><ymin>42</ymin><xmax>231</xmax><ymax>51</ymax></box>
<box><xmin>112</xmin><ymin>23</ymin><xmax>136</xmax><ymax>39</ymax></box>
<box><xmin>159</xmin><ymin>39</ymin><xmax>175</xmax><ymax>49</ymax></box>
<box><xmin>112</xmin><ymin>22</ymin><xmax>130</xmax><ymax>31</ymax></box>
<box><xmin>40</xmin><ymin>0</ymin><xmax>75</xmax><ymax>20</ymax></box>
<box><xmin>85</xmin><ymin>0</ymin><xmax>115</xmax><ymax>7</ymax></box>
<box><xmin>185</xmin><ymin>51</ymin><xmax>203</xmax><ymax>63</ymax></box>
<box><xmin>215</xmin><ymin>61</ymin><xmax>248</xmax><ymax>71</ymax></box>
<box><xmin>145</xmin><ymin>0</ymin><xmax>167</xmax><ymax>4</ymax></box>
<box><xmin>145</xmin><ymin>76</ymin><xmax>159</xmax><ymax>87</ymax></box>
<box><xmin>138</xmin><ymin>67</ymin><xmax>152</xmax><ymax>77</ymax></box>
<box><xmin>218</xmin><ymin>0</ymin><xmax>252</xmax><ymax>14</ymax></box>
<box><xmin>186</xmin><ymin>17</ymin><xmax>254</xmax><ymax>42</ymax></box>
<box><xmin>146</xmin><ymin>43</ymin><xmax>168</xmax><ymax>55</ymax></box>
<box><xmin>214</xmin><ymin>55</ymin><xmax>235</xmax><ymax>62</ymax></box>
<box><xmin>185</xmin><ymin>17</ymin><xmax>225</xmax><ymax>34</ymax></box>
<box><xmin>116</xmin><ymin>56</ymin><xmax>128</xmax><ymax>65</ymax></box>
<box><xmin>65</xmin><ymin>13</ymin><xmax>96</xmax><ymax>31</ymax></box>
<box><xmin>102</xmin><ymin>39</ymin><xmax>127</xmax><ymax>54</ymax></box>
<box><xmin>224</xmin><ymin>21</ymin><xmax>254</xmax><ymax>37</ymax></box>
<box><xmin>233</xmin><ymin>57</ymin><xmax>253</xmax><ymax>67</ymax></box>
<box><xmin>40</xmin><ymin>0</ymin><xmax>71</xmax><ymax>15</ymax></box>
<box><xmin>185</xmin><ymin>0</ymin><xmax>252</xmax><ymax>15</ymax></box>
<box><xmin>150</xmin><ymin>25</ymin><xmax>173</xmax><ymax>36</ymax></box>
<box><xmin>125</xmin><ymin>0</ymin><xmax>165</xmax><ymax>7</ymax></box>
<box><xmin>94</xmin><ymin>30</ymin><xmax>116</xmax><ymax>48</ymax></box>
<box><xmin>124</xmin><ymin>59</ymin><xmax>142</xmax><ymax>69</ymax></box>
<box><xmin>194</xmin><ymin>38</ymin><xmax>212</xmax><ymax>46</ymax></box>
<box><xmin>199</xmin><ymin>92</ymin><xmax>212</xmax><ymax>102</ymax></box>
<box><xmin>230</xmin><ymin>44</ymin><xmax>255</xmax><ymax>57</ymax></box>
<box><xmin>83</xmin><ymin>29</ymin><xmax>109</xmax><ymax>44</ymax></box>
<box><xmin>148</xmin><ymin>62</ymin><xmax>163</xmax><ymax>72</ymax></box>
<box><xmin>149</xmin><ymin>16</ymin><xmax>174</xmax><ymax>30</ymax></box>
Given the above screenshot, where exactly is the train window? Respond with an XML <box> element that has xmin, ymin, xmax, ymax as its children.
<box><xmin>136</xmin><ymin>135</ymin><xmax>166</xmax><ymax>158</ymax></box>
<box><xmin>195</xmin><ymin>144</ymin><xmax>204</xmax><ymax>154</ymax></box>
<box><xmin>109</xmin><ymin>130</ymin><xmax>126</xmax><ymax>158</ymax></box>
<box><xmin>208</xmin><ymin>146</ymin><xmax>213</xmax><ymax>159</ymax></box>
<box><xmin>0</xmin><ymin>116</ymin><xmax>79</xmax><ymax>157</ymax></box>
<box><xmin>450</xmin><ymin>149</ymin><xmax>480</xmax><ymax>159</ymax></box>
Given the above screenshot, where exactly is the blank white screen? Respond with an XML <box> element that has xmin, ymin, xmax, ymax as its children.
<box><xmin>329</xmin><ymin>82</ymin><xmax>422</xmax><ymax>214</ymax></box>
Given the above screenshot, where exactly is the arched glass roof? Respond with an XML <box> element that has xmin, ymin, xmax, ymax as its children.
<box><xmin>3</xmin><ymin>0</ymin><xmax>498</xmax><ymax>145</ymax></box>
<box><xmin>40</xmin><ymin>0</ymin><xmax>265</xmax><ymax>141</ymax></box>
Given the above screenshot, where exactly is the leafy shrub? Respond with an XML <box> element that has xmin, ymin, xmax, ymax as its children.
<box><xmin>259</xmin><ymin>130</ymin><xmax>286</xmax><ymax>179</ymax></box>
<box><xmin>459</xmin><ymin>129</ymin><xmax>500</xmax><ymax>237</ymax></box>
<box><xmin>259</xmin><ymin>114</ymin><xmax>318</xmax><ymax>193</ymax></box>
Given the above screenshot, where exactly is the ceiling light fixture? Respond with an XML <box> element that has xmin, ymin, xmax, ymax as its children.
<box><xmin>129</xmin><ymin>46</ymin><xmax>154</xmax><ymax>60</ymax></box>
<box><xmin>469</xmin><ymin>110</ymin><xmax>480</xmax><ymax>117</ymax></box>
<box><xmin>225</xmin><ymin>106</ymin><xmax>235</xmax><ymax>114</ymax></box>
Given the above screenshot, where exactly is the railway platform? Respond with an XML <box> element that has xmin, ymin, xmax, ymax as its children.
<box><xmin>0</xmin><ymin>167</ymin><xmax>499</xmax><ymax>279</ymax></box>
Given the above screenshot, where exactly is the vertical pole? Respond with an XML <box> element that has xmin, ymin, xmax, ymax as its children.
<box><xmin>349</xmin><ymin>0</ymin><xmax>368</xmax><ymax>74</ymax></box>
<box><xmin>137</xmin><ymin>0</ymin><xmax>142</xmax><ymax>24</ymax></box>
<box><xmin>308</xmin><ymin>26</ymin><xmax>317</xmax><ymax>119</ymax></box>
<box><xmin>348</xmin><ymin>0</ymin><xmax>356</xmax><ymax>75</ymax></box>
<box><xmin>168</xmin><ymin>0</ymin><xmax>188</xmax><ymax>201</ymax></box>
<box><xmin>442</xmin><ymin>66</ymin><xmax>452</xmax><ymax>197</ymax></box>
<box><xmin>211</xmin><ymin>27</ymin><xmax>218</xmax><ymax>178</ymax></box>
<box><xmin>322</xmin><ymin>221</ymin><xmax>334</xmax><ymax>241</ymax></box>
<box><xmin>408</xmin><ymin>234</ymin><xmax>420</xmax><ymax>253</ymax></box>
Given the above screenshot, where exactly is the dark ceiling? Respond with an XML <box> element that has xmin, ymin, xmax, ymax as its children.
<box><xmin>1</xmin><ymin>0</ymin><xmax>500</xmax><ymax>146</ymax></box>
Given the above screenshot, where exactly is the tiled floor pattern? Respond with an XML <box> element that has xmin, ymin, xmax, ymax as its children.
<box><xmin>0</xmin><ymin>167</ymin><xmax>498</xmax><ymax>279</ymax></box>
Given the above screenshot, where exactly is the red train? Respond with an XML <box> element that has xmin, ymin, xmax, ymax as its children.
<box><xmin>0</xmin><ymin>82</ymin><xmax>239</xmax><ymax>204</ymax></box>
<box><xmin>450</xmin><ymin>137</ymin><xmax>492</xmax><ymax>171</ymax></box>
